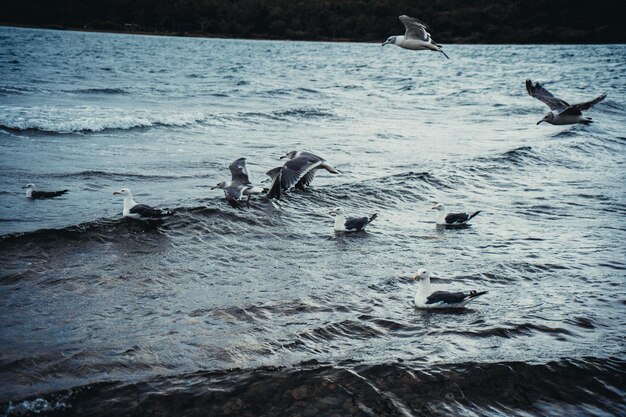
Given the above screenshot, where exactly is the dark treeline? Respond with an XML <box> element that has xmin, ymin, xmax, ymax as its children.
<box><xmin>3</xmin><ymin>0</ymin><xmax>625</xmax><ymax>43</ymax></box>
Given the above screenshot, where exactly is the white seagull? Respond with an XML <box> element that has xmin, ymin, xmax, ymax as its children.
<box><xmin>413</xmin><ymin>269</ymin><xmax>487</xmax><ymax>309</ymax></box>
<box><xmin>526</xmin><ymin>79</ymin><xmax>606</xmax><ymax>125</ymax></box>
<box><xmin>23</xmin><ymin>183</ymin><xmax>68</xmax><ymax>199</ymax></box>
<box><xmin>112</xmin><ymin>188</ymin><xmax>173</xmax><ymax>221</ymax></box>
<box><xmin>432</xmin><ymin>203</ymin><xmax>480</xmax><ymax>226</ymax></box>
<box><xmin>212</xmin><ymin>157</ymin><xmax>265</xmax><ymax>209</ymax></box>
<box><xmin>266</xmin><ymin>151</ymin><xmax>339</xmax><ymax>200</ymax></box>
<box><xmin>382</xmin><ymin>15</ymin><xmax>449</xmax><ymax>59</ymax></box>
<box><xmin>329</xmin><ymin>206</ymin><xmax>378</xmax><ymax>232</ymax></box>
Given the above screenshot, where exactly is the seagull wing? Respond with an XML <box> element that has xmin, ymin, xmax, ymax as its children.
<box><xmin>344</xmin><ymin>216</ymin><xmax>370</xmax><ymax>231</ymax></box>
<box><xmin>345</xmin><ymin>213</ymin><xmax>377</xmax><ymax>231</ymax></box>
<box><xmin>229</xmin><ymin>157</ymin><xmax>252</xmax><ymax>185</ymax></box>
<box><xmin>526</xmin><ymin>79</ymin><xmax>570</xmax><ymax>111</ymax></box>
<box><xmin>426</xmin><ymin>290</ymin><xmax>486</xmax><ymax>306</ymax></box>
<box><xmin>399</xmin><ymin>15</ymin><xmax>430</xmax><ymax>41</ymax></box>
<box><xmin>560</xmin><ymin>93</ymin><xmax>607</xmax><ymax>116</ymax></box>
<box><xmin>279</xmin><ymin>155</ymin><xmax>324</xmax><ymax>190</ymax></box>
<box><xmin>445</xmin><ymin>212</ymin><xmax>471</xmax><ymax>224</ymax></box>
<box><xmin>129</xmin><ymin>204</ymin><xmax>170</xmax><ymax>219</ymax></box>
<box><xmin>31</xmin><ymin>190</ymin><xmax>69</xmax><ymax>199</ymax></box>
<box><xmin>295</xmin><ymin>170</ymin><xmax>317</xmax><ymax>190</ymax></box>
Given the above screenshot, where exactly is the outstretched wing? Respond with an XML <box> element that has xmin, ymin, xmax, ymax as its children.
<box><xmin>280</xmin><ymin>155</ymin><xmax>324</xmax><ymax>190</ymax></box>
<box><xmin>526</xmin><ymin>79</ymin><xmax>569</xmax><ymax>111</ymax></box>
<box><xmin>399</xmin><ymin>15</ymin><xmax>430</xmax><ymax>41</ymax></box>
<box><xmin>229</xmin><ymin>157</ymin><xmax>252</xmax><ymax>185</ymax></box>
<box><xmin>561</xmin><ymin>94</ymin><xmax>607</xmax><ymax>116</ymax></box>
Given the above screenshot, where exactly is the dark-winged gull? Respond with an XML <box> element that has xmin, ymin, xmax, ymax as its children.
<box><xmin>23</xmin><ymin>183</ymin><xmax>68</xmax><ymax>199</ymax></box>
<box><xmin>526</xmin><ymin>79</ymin><xmax>606</xmax><ymax>125</ymax></box>
<box><xmin>112</xmin><ymin>188</ymin><xmax>173</xmax><ymax>221</ymax></box>
<box><xmin>329</xmin><ymin>206</ymin><xmax>378</xmax><ymax>232</ymax></box>
<box><xmin>212</xmin><ymin>157</ymin><xmax>264</xmax><ymax>209</ymax></box>
<box><xmin>382</xmin><ymin>15</ymin><xmax>449</xmax><ymax>59</ymax></box>
<box><xmin>432</xmin><ymin>203</ymin><xmax>480</xmax><ymax>226</ymax></box>
<box><xmin>266</xmin><ymin>151</ymin><xmax>339</xmax><ymax>200</ymax></box>
<box><xmin>413</xmin><ymin>269</ymin><xmax>487</xmax><ymax>309</ymax></box>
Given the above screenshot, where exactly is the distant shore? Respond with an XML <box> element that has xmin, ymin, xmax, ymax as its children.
<box><xmin>2</xmin><ymin>23</ymin><xmax>624</xmax><ymax>45</ymax></box>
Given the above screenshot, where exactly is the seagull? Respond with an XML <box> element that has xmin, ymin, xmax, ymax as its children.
<box><xmin>266</xmin><ymin>151</ymin><xmax>339</xmax><ymax>200</ymax></box>
<box><xmin>382</xmin><ymin>15</ymin><xmax>449</xmax><ymax>59</ymax></box>
<box><xmin>23</xmin><ymin>183</ymin><xmax>69</xmax><ymax>199</ymax></box>
<box><xmin>112</xmin><ymin>188</ymin><xmax>173</xmax><ymax>221</ymax></box>
<box><xmin>526</xmin><ymin>79</ymin><xmax>607</xmax><ymax>125</ymax></box>
<box><xmin>413</xmin><ymin>269</ymin><xmax>487</xmax><ymax>309</ymax></box>
<box><xmin>212</xmin><ymin>158</ymin><xmax>265</xmax><ymax>209</ymax></box>
<box><xmin>329</xmin><ymin>207</ymin><xmax>378</xmax><ymax>232</ymax></box>
<box><xmin>432</xmin><ymin>203</ymin><xmax>480</xmax><ymax>226</ymax></box>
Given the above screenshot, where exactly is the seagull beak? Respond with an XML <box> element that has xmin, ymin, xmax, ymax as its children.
<box><xmin>112</xmin><ymin>191</ymin><xmax>120</xmax><ymax>195</ymax></box>
<box><xmin>536</xmin><ymin>120</ymin><xmax>543</xmax><ymax>125</ymax></box>
<box><xmin>382</xmin><ymin>41</ymin><xmax>388</xmax><ymax>46</ymax></box>
<box><xmin>21</xmin><ymin>186</ymin><xmax>27</xmax><ymax>189</ymax></box>
<box><xmin>279</xmin><ymin>155</ymin><xmax>287</xmax><ymax>160</ymax></box>
<box><xmin>431</xmin><ymin>205</ymin><xmax>438</xmax><ymax>210</ymax></box>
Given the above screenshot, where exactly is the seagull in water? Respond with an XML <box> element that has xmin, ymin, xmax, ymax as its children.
<box><xmin>382</xmin><ymin>15</ymin><xmax>449</xmax><ymax>59</ymax></box>
<box><xmin>329</xmin><ymin>207</ymin><xmax>378</xmax><ymax>232</ymax></box>
<box><xmin>212</xmin><ymin>157</ymin><xmax>265</xmax><ymax>209</ymax></box>
<box><xmin>112</xmin><ymin>188</ymin><xmax>173</xmax><ymax>221</ymax></box>
<box><xmin>432</xmin><ymin>203</ymin><xmax>480</xmax><ymax>226</ymax></box>
<box><xmin>413</xmin><ymin>269</ymin><xmax>487</xmax><ymax>309</ymax></box>
<box><xmin>266</xmin><ymin>151</ymin><xmax>339</xmax><ymax>200</ymax></box>
<box><xmin>526</xmin><ymin>79</ymin><xmax>606</xmax><ymax>125</ymax></box>
<box><xmin>23</xmin><ymin>183</ymin><xmax>68</xmax><ymax>199</ymax></box>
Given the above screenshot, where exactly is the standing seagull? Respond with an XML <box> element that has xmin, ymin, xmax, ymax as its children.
<box><xmin>432</xmin><ymin>203</ymin><xmax>480</xmax><ymax>226</ymax></box>
<box><xmin>413</xmin><ymin>269</ymin><xmax>487</xmax><ymax>309</ymax></box>
<box><xmin>526</xmin><ymin>79</ymin><xmax>606</xmax><ymax>125</ymax></box>
<box><xmin>329</xmin><ymin>206</ymin><xmax>378</xmax><ymax>232</ymax></box>
<box><xmin>23</xmin><ymin>183</ymin><xmax>68</xmax><ymax>199</ymax></box>
<box><xmin>112</xmin><ymin>188</ymin><xmax>173</xmax><ymax>221</ymax></box>
<box><xmin>212</xmin><ymin>158</ymin><xmax>264</xmax><ymax>209</ymax></box>
<box><xmin>267</xmin><ymin>151</ymin><xmax>339</xmax><ymax>200</ymax></box>
<box><xmin>382</xmin><ymin>15</ymin><xmax>449</xmax><ymax>59</ymax></box>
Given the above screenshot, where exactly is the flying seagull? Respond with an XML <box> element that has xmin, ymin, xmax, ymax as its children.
<box><xmin>112</xmin><ymin>188</ymin><xmax>173</xmax><ymax>221</ymax></box>
<box><xmin>382</xmin><ymin>15</ymin><xmax>449</xmax><ymax>59</ymax></box>
<box><xmin>266</xmin><ymin>151</ymin><xmax>339</xmax><ymax>200</ymax></box>
<box><xmin>329</xmin><ymin>206</ymin><xmax>378</xmax><ymax>232</ymax></box>
<box><xmin>432</xmin><ymin>203</ymin><xmax>480</xmax><ymax>226</ymax></box>
<box><xmin>413</xmin><ymin>269</ymin><xmax>487</xmax><ymax>309</ymax></box>
<box><xmin>526</xmin><ymin>79</ymin><xmax>606</xmax><ymax>125</ymax></box>
<box><xmin>212</xmin><ymin>157</ymin><xmax>265</xmax><ymax>209</ymax></box>
<box><xmin>23</xmin><ymin>183</ymin><xmax>68</xmax><ymax>199</ymax></box>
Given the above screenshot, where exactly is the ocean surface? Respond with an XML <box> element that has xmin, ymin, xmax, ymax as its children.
<box><xmin>1</xmin><ymin>27</ymin><xmax>625</xmax><ymax>416</ymax></box>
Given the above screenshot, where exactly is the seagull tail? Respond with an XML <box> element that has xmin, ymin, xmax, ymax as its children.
<box><xmin>468</xmin><ymin>211</ymin><xmax>481</xmax><ymax>221</ymax></box>
<box><xmin>468</xmin><ymin>290</ymin><xmax>488</xmax><ymax>300</ymax></box>
<box><xmin>266</xmin><ymin>172</ymin><xmax>282</xmax><ymax>200</ymax></box>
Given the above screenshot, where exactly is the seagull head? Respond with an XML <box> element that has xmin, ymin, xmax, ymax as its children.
<box><xmin>280</xmin><ymin>150</ymin><xmax>299</xmax><ymax>160</ymax></box>
<box><xmin>412</xmin><ymin>269</ymin><xmax>431</xmax><ymax>281</ymax></box>
<box><xmin>112</xmin><ymin>188</ymin><xmax>132</xmax><ymax>197</ymax></box>
<box><xmin>537</xmin><ymin>112</ymin><xmax>553</xmax><ymax>125</ymax></box>
<box><xmin>22</xmin><ymin>183</ymin><xmax>36</xmax><ymax>190</ymax></box>
<box><xmin>431</xmin><ymin>203</ymin><xmax>445</xmax><ymax>211</ymax></box>
<box><xmin>211</xmin><ymin>181</ymin><xmax>226</xmax><ymax>190</ymax></box>
<box><xmin>382</xmin><ymin>36</ymin><xmax>396</xmax><ymax>46</ymax></box>
<box><xmin>328</xmin><ymin>206</ymin><xmax>344</xmax><ymax>216</ymax></box>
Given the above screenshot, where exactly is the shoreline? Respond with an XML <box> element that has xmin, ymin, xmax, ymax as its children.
<box><xmin>2</xmin><ymin>23</ymin><xmax>624</xmax><ymax>45</ymax></box>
